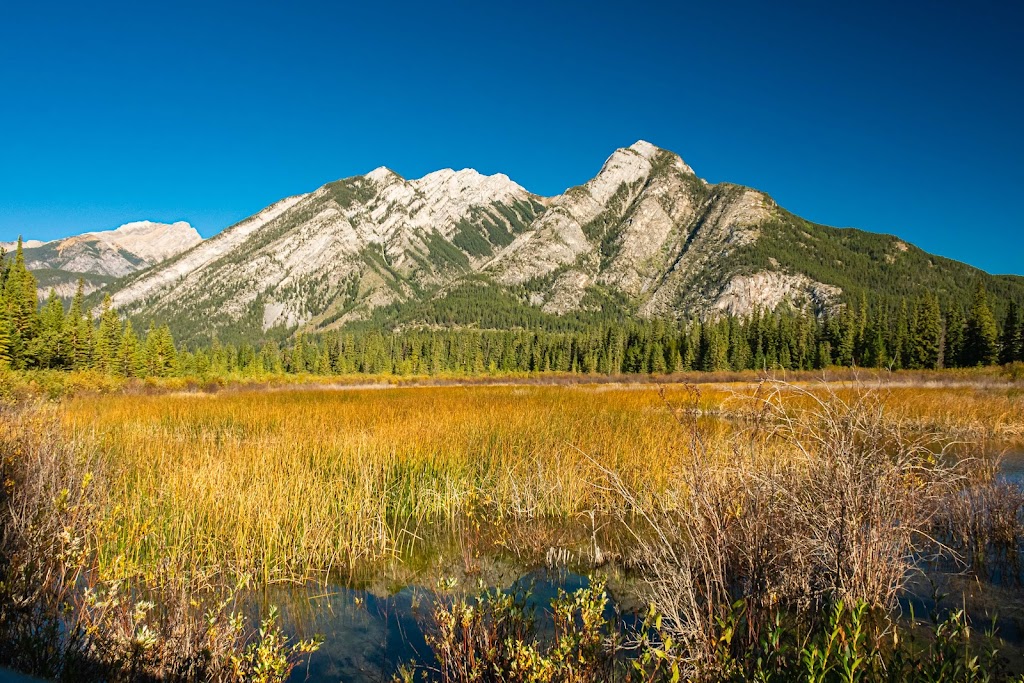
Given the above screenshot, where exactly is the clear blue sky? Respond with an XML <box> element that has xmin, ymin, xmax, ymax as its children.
<box><xmin>1</xmin><ymin>0</ymin><xmax>1021</xmax><ymax>274</ymax></box>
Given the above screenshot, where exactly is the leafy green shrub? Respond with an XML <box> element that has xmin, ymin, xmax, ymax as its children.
<box><xmin>408</xmin><ymin>583</ymin><xmax>1019</xmax><ymax>682</ymax></box>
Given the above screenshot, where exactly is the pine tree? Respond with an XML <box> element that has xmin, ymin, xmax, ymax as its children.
<box><xmin>891</xmin><ymin>301</ymin><xmax>910</xmax><ymax>370</ymax></box>
<box><xmin>117</xmin><ymin>321</ymin><xmax>144</xmax><ymax>377</ymax></box>
<box><xmin>854</xmin><ymin>292</ymin><xmax>869</xmax><ymax>363</ymax></box>
<box><xmin>1000</xmin><ymin>301</ymin><xmax>1023</xmax><ymax>365</ymax></box>
<box><xmin>157</xmin><ymin>325</ymin><xmax>179</xmax><ymax>376</ymax></box>
<box><xmin>964</xmin><ymin>283</ymin><xmax>1000</xmax><ymax>366</ymax></box>
<box><xmin>944</xmin><ymin>305</ymin><xmax>966</xmax><ymax>368</ymax></box>
<box><xmin>699</xmin><ymin>321</ymin><xmax>729</xmax><ymax>371</ymax></box>
<box><xmin>64</xmin><ymin>280</ymin><xmax>94</xmax><ymax>370</ymax></box>
<box><xmin>863</xmin><ymin>317</ymin><xmax>887</xmax><ymax>368</ymax></box>
<box><xmin>3</xmin><ymin>238</ymin><xmax>40</xmax><ymax>367</ymax></box>
<box><xmin>649</xmin><ymin>340</ymin><xmax>667</xmax><ymax>373</ymax></box>
<box><xmin>816</xmin><ymin>340</ymin><xmax>833</xmax><ymax>368</ymax></box>
<box><xmin>291</xmin><ymin>334</ymin><xmax>306</xmax><ymax>373</ymax></box>
<box><xmin>0</xmin><ymin>311</ymin><xmax>11</xmax><ymax>369</ymax></box>
<box><xmin>260</xmin><ymin>341</ymin><xmax>283</xmax><ymax>374</ymax></box>
<box><xmin>911</xmin><ymin>295</ymin><xmax>942</xmax><ymax>370</ymax></box>
<box><xmin>727</xmin><ymin>318</ymin><xmax>750</xmax><ymax>371</ymax></box>
<box><xmin>836</xmin><ymin>306</ymin><xmax>857</xmax><ymax>367</ymax></box>
<box><xmin>317</xmin><ymin>343</ymin><xmax>332</xmax><ymax>376</ymax></box>
<box><xmin>33</xmin><ymin>291</ymin><xmax>66</xmax><ymax>369</ymax></box>
<box><xmin>143</xmin><ymin>323</ymin><xmax>178</xmax><ymax>377</ymax></box>
<box><xmin>94</xmin><ymin>295</ymin><xmax>122</xmax><ymax>373</ymax></box>
<box><xmin>681</xmin><ymin>323</ymin><xmax>698</xmax><ymax>371</ymax></box>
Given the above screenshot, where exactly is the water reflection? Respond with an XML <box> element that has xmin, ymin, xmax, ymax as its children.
<box><xmin>273</xmin><ymin>448</ymin><xmax>1024</xmax><ymax>682</ymax></box>
<box><xmin>1001</xmin><ymin>450</ymin><xmax>1024</xmax><ymax>487</ymax></box>
<box><xmin>272</xmin><ymin>568</ymin><xmax>599</xmax><ymax>682</ymax></box>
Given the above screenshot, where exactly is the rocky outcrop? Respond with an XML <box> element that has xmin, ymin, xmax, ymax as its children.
<box><xmin>711</xmin><ymin>271</ymin><xmax>842</xmax><ymax>317</ymax></box>
<box><xmin>20</xmin><ymin>221</ymin><xmax>202</xmax><ymax>278</ymax></box>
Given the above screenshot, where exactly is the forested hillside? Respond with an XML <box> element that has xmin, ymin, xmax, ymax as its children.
<box><xmin>4</xmin><ymin>239</ymin><xmax>1021</xmax><ymax>378</ymax></box>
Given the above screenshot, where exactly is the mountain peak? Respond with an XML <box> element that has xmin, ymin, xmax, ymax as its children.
<box><xmin>627</xmin><ymin>140</ymin><xmax>661</xmax><ymax>159</ymax></box>
<box><xmin>8</xmin><ymin>219</ymin><xmax>203</xmax><ymax>293</ymax></box>
<box><xmin>365</xmin><ymin>166</ymin><xmax>402</xmax><ymax>184</ymax></box>
<box><xmin>0</xmin><ymin>238</ymin><xmax>46</xmax><ymax>251</ymax></box>
<box><xmin>626</xmin><ymin>140</ymin><xmax>695</xmax><ymax>176</ymax></box>
<box><xmin>85</xmin><ymin>220</ymin><xmax>202</xmax><ymax>264</ymax></box>
<box><xmin>86</xmin><ymin>140</ymin><xmax>1024</xmax><ymax>347</ymax></box>
<box><xmin>107</xmin><ymin>220</ymin><xmax>197</xmax><ymax>237</ymax></box>
<box><xmin>411</xmin><ymin>167</ymin><xmax>531</xmax><ymax>204</ymax></box>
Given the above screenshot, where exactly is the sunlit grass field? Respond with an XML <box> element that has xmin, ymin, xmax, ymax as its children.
<box><xmin>62</xmin><ymin>385</ymin><xmax>698</xmax><ymax>581</ymax></box>
<box><xmin>55</xmin><ymin>379</ymin><xmax>1024</xmax><ymax>583</ymax></box>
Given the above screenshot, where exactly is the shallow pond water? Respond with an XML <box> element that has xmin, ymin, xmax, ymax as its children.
<box><xmin>1001</xmin><ymin>449</ymin><xmax>1024</xmax><ymax>487</ymax></box>
<box><xmin>274</xmin><ymin>567</ymin><xmax>604</xmax><ymax>682</ymax></box>
<box><xmin>269</xmin><ymin>450</ymin><xmax>1024</xmax><ymax>682</ymax></box>
<box><xmin>277</xmin><ymin>555</ymin><xmax>1024</xmax><ymax>681</ymax></box>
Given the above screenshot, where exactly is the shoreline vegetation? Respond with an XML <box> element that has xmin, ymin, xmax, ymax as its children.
<box><xmin>2</xmin><ymin>364</ymin><xmax>1024</xmax><ymax>401</ymax></box>
<box><xmin>0</xmin><ymin>374</ymin><xmax>1020</xmax><ymax>680</ymax></box>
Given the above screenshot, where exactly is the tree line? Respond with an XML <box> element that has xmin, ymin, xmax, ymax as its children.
<box><xmin>0</xmin><ymin>241</ymin><xmax>177</xmax><ymax>376</ymax></box>
<box><xmin>2</xmin><ymin>239</ymin><xmax>1022</xmax><ymax>378</ymax></box>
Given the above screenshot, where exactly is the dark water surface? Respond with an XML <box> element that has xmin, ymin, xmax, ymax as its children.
<box><xmin>277</xmin><ymin>450</ymin><xmax>1024</xmax><ymax>682</ymax></box>
<box><xmin>1001</xmin><ymin>449</ymin><xmax>1024</xmax><ymax>487</ymax></box>
<box><xmin>275</xmin><ymin>566</ymin><xmax>601</xmax><ymax>682</ymax></box>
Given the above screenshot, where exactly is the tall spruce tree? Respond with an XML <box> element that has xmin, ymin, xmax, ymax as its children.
<box><xmin>944</xmin><ymin>305</ymin><xmax>966</xmax><ymax>368</ymax></box>
<box><xmin>33</xmin><ymin>291</ymin><xmax>66</xmax><ymax>369</ymax></box>
<box><xmin>964</xmin><ymin>283</ymin><xmax>1000</xmax><ymax>366</ymax></box>
<box><xmin>911</xmin><ymin>295</ymin><xmax>943</xmax><ymax>370</ymax></box>
<box><xmin>93</xmin><ymin>295</ymin><xmax>122</xmax><ymax>373</ymax></box>
<box><xmin>0</xmin><ymin>310</ymin><xmax>11</xmax><ymax>368</ymax></box>
<box><xmin>3</xmin><ymin>238</ymin><xmax>40</xmax><ymax>367</ymax></box>
<box><xmin>117</xmin><ymin>321</ymin><xmax>145</xmax><ymax>377</ymax></box>
<box><xmin>1000</xmin><ymin>301</ymin><xmax>1022</xmax><ymax>364</ymax></box>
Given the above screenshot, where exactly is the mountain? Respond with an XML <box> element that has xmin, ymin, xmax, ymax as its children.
<box><xmin>0</xmin><ymin>239</ymin><xmax>46</xmax><ymax>250</ymax></box>
<box><xmin>101</xmin><ymin>142</ymin><xmax>1024</xmax><ymax>345</ymax></box>
<box><xmin>4</xmin><ymin>221</ymin><xmax>202</xmax><ymax>298</ymax></box>
<box><xmin>108</xmin><ymin>170</ymin><xmax>545</xmax><ymax>341</ymax></box>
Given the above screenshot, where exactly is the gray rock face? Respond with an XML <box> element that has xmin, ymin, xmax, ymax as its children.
<box><xmin>483</xmin><ymin>141</ymin><xmax>841</xmax><ymax>320</ymax></box>
<box><xmin>18</xmin><ymin>221</ymin><xmax>202</xmax><ymax>277</ymax></box>
<box><xmin>100</xmin><ymin>141</ymin><xmax>852</xmax><ymax>342</ymax></box>
<box><xmin>109</xmin><ymin>169</ymin><xmax>545</xmax><ymax>336</ymax></box>
<box><xmin>6</xmin><ymin>221</ymin><xmax>202</xmax><ymax>297</ymax></box>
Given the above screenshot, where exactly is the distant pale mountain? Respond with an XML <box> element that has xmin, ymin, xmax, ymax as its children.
<box><xmin>59</xmin><ymin>141</ymin><xmax>1024</xmax><ymax>345</ymax></box>
<box><xmin>4</xmin><ymin>221</ymin><xmax>202</xmax><ymax>297</ymax></box>
<box><xmin>0</xmin><ymin>239</ymin><xmax>46</xmax><ymax>251</ymax></box>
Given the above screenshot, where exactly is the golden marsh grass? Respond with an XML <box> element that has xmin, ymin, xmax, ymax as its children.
<box><xmin>62</xmin><ymin>385</ymin><xmax>706</xmax><ymax>581</ymax></box>
<box><xmin>56</xmin><ymin>380</ymin><xmax>1024</xmax><ymax>584</ymax></box>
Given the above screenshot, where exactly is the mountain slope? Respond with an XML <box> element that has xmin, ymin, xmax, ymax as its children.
<box><xmin>109</xmin><ymin>170</ymin><xmax>545</xmax><ymax>344</ymax></box>
<box><xmin>101</xmin><ymin>142</ymin><xmax>1024</xmax><ymax>345</ymax></box>
<box><xmin>4</xmin><ymin>221</ymin><xmax>202</xmax><ymax>297</ymax></box>
<box><xmin>485</xmin><ymin>141</ymin><xmax>788</xmax><ymax>316</ymax></box>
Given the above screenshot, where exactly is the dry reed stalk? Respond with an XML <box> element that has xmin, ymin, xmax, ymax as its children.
<box><xmin>597</xmin><ymin>381</ymin><xmax>968</xmax><ymax>674</ymax></box>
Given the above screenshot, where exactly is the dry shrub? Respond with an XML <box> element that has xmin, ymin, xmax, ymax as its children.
<box><xmin>602</xmin><ymin>381</ymin><xmax>962</xmax><ymax>673</ymax></box>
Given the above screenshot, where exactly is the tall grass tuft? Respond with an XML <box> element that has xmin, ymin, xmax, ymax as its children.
<box><xmin>0</xmin><ymin>402</ymin><xmax>320</xmax><ymax>682</ymax></box>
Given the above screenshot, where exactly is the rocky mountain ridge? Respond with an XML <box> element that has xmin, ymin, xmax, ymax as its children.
<box><xmin>4</xmin><ymin>221</ymin><xmax>202</xmax><ymax>297</ymax></box>
<box><xmin>57</xmin><ymin>141</ymin><xmax>1024</xmax><ymax>345</ymax></box>
<box><xmin>108</xmin><ymin>165</ymin><xmax>546</xmax><ymax>338</ymax></box>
